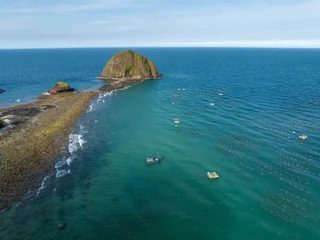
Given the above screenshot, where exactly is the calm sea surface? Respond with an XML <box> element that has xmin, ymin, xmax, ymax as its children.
<box><xmin>0</xmin><ymin>48</ymin><xmax>319</xmax><ymax>240</ymax></box>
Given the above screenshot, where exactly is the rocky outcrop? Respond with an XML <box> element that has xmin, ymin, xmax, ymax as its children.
<box><xmin>0</xmin><ymin>89</ymin><xmax>5</xmax><ymax>94</ymax></box>
<box><xmin>97</xmin><ymin>50</ymin><xmax>163</xmax><ymax>81</ymax></box>
<box><xmin>49</xmin><ymin>81</ymin><xmax>73</xmax><ymax>95</ymax></box>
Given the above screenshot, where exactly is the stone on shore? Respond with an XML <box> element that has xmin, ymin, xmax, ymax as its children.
<box><xmin>97</xmin><ymin>50</ymin><xmax>163</xmax><ymax>81</ymax></box>
<box><xmin>49</xmin><ymin>81</ymin><xmax>73</xmax><ymax>95</ymax></box>
<box><xmin>0</xmin><ymin>88</ymin><xmax>5</xmax><ymax>94</ymax></box>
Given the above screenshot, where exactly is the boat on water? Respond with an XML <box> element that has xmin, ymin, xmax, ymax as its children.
<box><xmin>207</xmin><ymin>172</ymin><xmax>219</xmax><ymax>179</ymax></box>
<box><xmin>299</xmin><ymin>135</ymin><xmax>307</xmax><ymax>140</ymax></box>
<box><xmin>146</xmin><ymin>155</ymin><xmax>163</xmax><ymax>164</ymax></box>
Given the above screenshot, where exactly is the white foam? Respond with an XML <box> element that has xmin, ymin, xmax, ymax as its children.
<box><xmin>66</xmin><ymin>156</ymin><xmax>74</xmax><ymax>166</ymax></box>
<box><xmin>77</xmin><ymin>135</ymin><xmax>85</xmax><ymax>149</ymax></box>
<box><xmin>37</xmin><ymin>175</ymin><xmax>50</xmax><ymax>194</ymax></box>
<box><xmin>103</xmin><ymin>92</ymin><xmax>113</xmax><ymax>97</ymax></box>
<box><xmin>69</xmin><ymin>134</ymin><xmax>86</xmax><ymax>154</ymax></box>
<box><xmin>55</xmin><ymin>158</ymin><xmax>67</xmax><ymax>169</ymax></box>
<box><xmin>56</xmin><ymin>170</ymin><xmax>69</xmax><ymax>178</ymax></box>
<box><xmin>87</xmin><ymin>103</ymin><xmax>94</xmax><ymax>113</ymax></box>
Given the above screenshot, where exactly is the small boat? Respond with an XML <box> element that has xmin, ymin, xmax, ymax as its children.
<box><xmin>207</xmin><ymin>172</ymin><xmax>219</xmax><ymax>179</ymax></box>
<box><xmin>173</xmin><ymin>118</ymin><xmax>180</xmax><ymax>124</ymax></box>
<box><xmin>177</xmin><ymin>88</ymin><xmax>181</xmax><ymax>91</ymax></box>
<box><xmin>182</xmin><ymin>88</ymin><xmax>186</xmax><ymax>91</ymax></box>
<box><xmin>218</xmin><ymin>93</ymin><xmax>223</xmax><ymax>96</ymax></box>
<box><xmin>146</xmin><ymin>155</ymin><xmax>163</xmax><ymax>164</ymax></box>
<box><xmin>299</xmin><ymin>135</ymin><xmax>307</xmax><ymax>140</ymax></box>
<box><xmin>210</xmin><ymin>103</ymin><xmax>215</xmax><ymax>106</ymax></box>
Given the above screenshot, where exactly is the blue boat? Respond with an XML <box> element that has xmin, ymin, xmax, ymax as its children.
<box><xmin>146</xmin><ymin>155</ymin><xmax>163</xmax><ymax>164</ymax></box>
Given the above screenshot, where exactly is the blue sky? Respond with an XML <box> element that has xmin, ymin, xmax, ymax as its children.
<box><xmin>1</xmin><ymin>0</ymin><xmax>320</xmax><ymax>48</ymax></box>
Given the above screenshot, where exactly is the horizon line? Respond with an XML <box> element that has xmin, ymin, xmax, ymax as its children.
<box><xmin>1</xmin><ymin>46</ymin><xmax>320</xmax><ymax>50</ymax></box>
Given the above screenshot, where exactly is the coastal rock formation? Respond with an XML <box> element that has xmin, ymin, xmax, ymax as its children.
<box><xmin>0</xmin><ymin>89</ymin><xmax>5</xmax><ymax>94</ymax></box>
<box><xmin>98</xmin><ymin>50</ymin><xmax>163</xmax><ymax>81</ymax></box>
<box><xmin>49</xmin><ymin>81</ymin><xmax>73</xmax><ymax>95</ymax></box>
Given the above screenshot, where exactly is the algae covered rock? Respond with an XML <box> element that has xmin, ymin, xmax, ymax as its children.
<box><xmin>98</xmin><ymin>50</ymin><xmax>163</xmax><ymax>81</ymax></box>
<box><xmin>0</xmin><ymin>119</ymin><xmax>5</xmax><ymax>128</ymax></box>
<box><xmin>49</xmin><ymin>81</ymin><xmax>73</xmax><ymax>95</ymax></box>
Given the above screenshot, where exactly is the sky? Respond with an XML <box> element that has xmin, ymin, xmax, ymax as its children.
<box><xmin>0</xmin><ymin>0</ymin><xmax>320</xmax><ymax>48</ymax></box>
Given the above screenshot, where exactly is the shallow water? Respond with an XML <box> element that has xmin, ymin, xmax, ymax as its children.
<box><xmin>0</xmin><ymin>48</ymin><xmax>319</xmax><ymax>240</ymax></box>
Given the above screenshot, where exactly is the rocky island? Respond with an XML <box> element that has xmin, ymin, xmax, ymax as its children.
<box><xmin>0</xmin><ymin>51</ymin><xmax>163</xmax><ymax>209</ymax></box>
<box><xmin>98</xmin><ymin>50</ymin><xmax>163</xmax><ymax>91</ymax></box>
<box><xmin>98</xmin><ymin>50</ymin><xmax>162</xmax><ymax>80</ymax></box>
<box><xmin>49</xmin><ymin>81</ymin><xmax>74</xmax><ymax>95</ymax></box>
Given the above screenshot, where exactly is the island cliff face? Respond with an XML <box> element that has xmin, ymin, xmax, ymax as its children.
<box><xmin>97</xmin><ymin>50</ymin><xmax>162</xmax><ymax>81</ymax></box>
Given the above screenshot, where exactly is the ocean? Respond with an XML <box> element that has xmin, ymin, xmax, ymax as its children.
<box><xmin>0</xmin><ymin>48</ymin><xmax>319</xmax><ymax>240</ymax></box>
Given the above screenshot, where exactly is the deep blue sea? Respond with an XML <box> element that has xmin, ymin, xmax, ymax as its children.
<box><xmin>0</xmin><ymin>48</ymin><xmax>319</xmax><ymax>240</ymax></box>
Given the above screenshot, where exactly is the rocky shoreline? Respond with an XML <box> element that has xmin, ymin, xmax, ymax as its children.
<box><xmin>0</xmin><ymin>91</ymin><xmax>98</xmax><ymax>209</ymax></box>
<box><xmin>0</xmin><ymin>79</ymin><xmax>153</xmax><ymax>210</ymax></box>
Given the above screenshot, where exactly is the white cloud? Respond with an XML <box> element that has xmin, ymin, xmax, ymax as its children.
<box><xmin>0</xmin><ymin>0</ymin><xmax>320</xmax><ymax>48</ymax></box>
<box><xmin>0</xmin><ymin>0</ymin><xmax>133</xmax><ymax>14</ymax></box>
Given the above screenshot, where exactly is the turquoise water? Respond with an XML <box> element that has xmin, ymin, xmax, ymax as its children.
<box><xmin>0</xmin><ymin>48</ymin><xmax>320</xmax><ymax>240</ymax></box>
